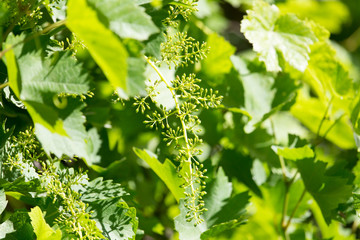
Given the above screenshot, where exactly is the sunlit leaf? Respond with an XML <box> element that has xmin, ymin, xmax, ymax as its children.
<box><xmin>67</xmin><ymin>0</ymin><xmax>128</xmax><ymax>93</ymax></box>
<box><xmin>240</xmin><ymin>1</ymin><xmax>316</xmax><ymax>72</ymax></box>
<box><xmin>29</xmin><ymin>206</ymin><xmax>62</xmax><ymax>240</ymax></box>
<box><xmin>87</xmin><ymin>0</ymin><xmax>159</xmax><ymax>41</ymax></box>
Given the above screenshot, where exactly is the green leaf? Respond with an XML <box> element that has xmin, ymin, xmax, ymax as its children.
<box><xmin>291</xmin><ymin>95</ymin><xmax>355</xmax><ymax>149</ymax></box>
<box><xmin>200</xmin><ymin>219</ymin><xmax>246</xmax><ymax>240</ymax></box>
<box><xmin>0</xmin><ymin>220</ymin><xmax>15</xmax><ymax>239</ymax></box>
<box><xmin>174</xmin><ymin>168</ymin><xmax>249</xmax><ymax>239</ymax></box>
<box><xmin>0</xmin><ymin>178</ymin><xmax>42</xmax><ymax>195</ymax></box>
<box><xmin>133</xmin><ymin>148</ymin><xmax>185</xmax><ymax>201</ymax></box>
<box><xmin>203</xmin><ymin>168</ymin><xmax>232</xmax><ymax>226</ymax></box>
<box><xmin>35</xmin><ymin>119</ymin><xmax>102</xmax><ymax>166</ymax></box>
<box><xmin>5</xmin><ymin>210</ymin><xmax>34</xmax><ymax>240</ymax></box>
<box><xmin>15</xmin><ymin>51</ymin><xmax>89</xmax><ymax>100</ymax></box>
<box><xmin>202</xmin><ymin>33</ymin><xmax>235</xmax><ymax>76</ymax></box>
<box><xmin>174</xmin><ymin>199</ymin><xmax>207</xmax><ymax>240</ymax></box>
<box><xmin>205</xmin><ymin>192</ymin><xmax>249</xmax><ymax>226</ymax></box>
<box><xmin>67</xmin><ymin>0</ymin><xmax>128</xmax><ymax>93</ymax></box>
<box><xmin>273</xmin><ymin>145</ymin><xmax>314</xmax><ymax>160</ymax></box>
<box><xmin>277</xmin><ymin>0</ymin><xmax>350</xmax><ymax>34</ymax></box>
<box><xmin>29</xmin><ymin>206</ymin><xmax>62</xmax><ymax>240</ymax></box>
<box><xmin>220</xmin><ymin>150</ymin><xmax>262</xmax><ymax>197</ymax></box>
<box><xmin>4</xmin><ymin>46</ymin><xmax>101</xmax><ymax>165</ymax></box>
<box><xmin>127</xmin><ymin>57</ymin><xmax>147</xmax><ymax>97</ymax></box>
<box><xmin>296</xmin><ymin>158</ymin><xmax>353</xmax><ymax>224</ymax></box>
<box><xmin>144</xmin><ymin>32</ymin><xmax>166</xmax><ymax>60</ymax></box>
<box><xmin>0</xmin><ymin>189</ymin><xmax>7</xmax><ymax>215</ymax></box>
<box><xmin>135</xmin><ymin>0</ymin><xmax>152</xmax><ymax>5</ymax></box>
<box><xmin>0</xmin><ymin>189</ymin><xmax>15</xmax><ymax>239</ymax></box>
<box><xmin>79</xmin><ymin>177</ymin><xmax>137</xmax><ymax>240</ymax></box>
<box><xmin>87</xmin><ymin>0</ymin><xmax>159</xmax><ymax>41</ymax></box>
<box><xmin>230</xmin><ymin>55</ymin><xmax>274</xmax><ymax>131</ymax></box>
<box><xmin>80</xmin><ymin>177</ymin><xmax>128</xmax><ymax>202</ymax></box>
<box><xmin>240</xmin><ymin>1</ymin><xmax>316</xmax><ymax>72</ymax></box>
<box><xmin>304</xmin><ymin>42</ymin><xmax>351</xmax><ymax>98</ymax></box>
<box><xmin>85</xmin><ymin>199</ymin><xmax>138</xmax><ymax>240</ymax></box>
<box><xmin>0</xmin><ymin>124</ymin><xmax>13</xmax><ymax>150</ymax></box>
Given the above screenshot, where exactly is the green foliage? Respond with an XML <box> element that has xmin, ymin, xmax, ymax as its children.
<box><xmin>134</xmin><ymin>148</ymin><xmax>186</xmax><ymax>201</ymax></box>
<box><xmin>0</xmin><ymin>189</ymin><xmax>15</xmax><ymax>239</ymax></box>
<box><xmin>277</xmin><ymin>0</ymin><xmax>350</xmax><ymax>34</ymax></box>
<box><xmin>29</xmin><ymin>206</ymin><xmax>62</xmax><ymax>240</ymax></box>
<box><xmin>87</xmin><ymin>0</ymin><xmax>159</xmax><ymax>41</ymax></box>
<box><xmin>67</xmin><ymin>0</ymin><xmax>129</xmax><ymax>94</ymax></box>
<box><xmin>80</xmin><ymin>178</ymin><xmax>138</xmax><ymax>240</ymax></box>
<box><xmin>1</xmin><ymin>0</ymin><xmax>360</xmax><ymax>239</ymax></box>
<box><xmin>240</xmin><ymin>0</ymin><xmax>316</xmax><ymax>72</ymax></box>
<box><xmin>174</xmin><ymin>168</ymin><xmax>249</xmax><ymax>240</ymax></box>
<box><xmin>274</xmin><ymin>145</ymin><xmax>314</xmax><ymax>160</ymax></box>
<box><xmin>296</xmin><ymin>158</ymin><xmax>353</xmax><ymax>224</ymax></box>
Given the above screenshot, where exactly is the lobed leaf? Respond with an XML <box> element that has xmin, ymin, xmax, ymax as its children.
<box><xmin>296</xmin><ymin>158</ymin><xmax>353</xmax><ymax>224</ymax></box>
<box><xmin>174</xmin><ymin>168</ymin><xmax>249</xmax><ymax>239</ymax></box>
<box><xmin>202</xmin><ymin>33</ymin><xmax>235</xmax><ymax>76</ymax></box>
<box><xmin>87</xmin><ymin>0</ymin><xmax>159</xmax><ymax>41</ymax></box>
<box><xmin>133</xmin><ymin>147</ymin><xmax>185</xmax><ymax>201</ymax></box>
<box><xmin>240</xmin><ymin>1</ymin><xmax>316</xmax><ymax>72</ymax></box>
<box><xmin>304</xmin><ymin>41</ymin><xmax>352</xmax><ymax>98</ymax></box>
<box><xmin>291</xmin><ymin>95</ymin><xmax>355</xmax><ymax>149</ymax></box>
<box><xmin>273</xmin><ymin>145</ymin><xmax>314</xmax><ymax>160</ymax></box>
<box><xmin>4</xmin><ymin>43</ymin><xmax>101</xmax><ymax>165</ymax></box>
<box><xmin>29</xmin><ymin>206</ymin><xmax>62</xmax><ymax>240</ymax></box>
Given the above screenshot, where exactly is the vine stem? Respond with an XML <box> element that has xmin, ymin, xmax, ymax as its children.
<box><xmin>281</xmin><ymin>172</ymin><xmax>298</xmax><ymax>230</ymax></box>
<box><xmin>283</xmin><ymin>188</ymin><xmax>306</xmax><ymax>231</ymax></box>
<box><xmin>144</xmin><ymin>56</ymin><xmax>199</xmax><ymax>216</ymax></box>
<box><xmin>0</xmin><ymin>82</ymin><xmax>9</xmax><ymax>90</ymax></box>
<box><xmin>143</xmin><ymin>56</ymin><xmax>191</xmax><ymax>162</ymax></box>
<box><xmin>316</xmin><ymin>97</ymin><xmax>333</xmax><ymax>138</ymax></box>
<box><xmin>0</xmin><ymin>20</ymin><xmax>66</xmax><ymax>59</ymax></box>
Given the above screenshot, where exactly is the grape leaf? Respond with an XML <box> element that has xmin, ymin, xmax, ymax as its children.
<box><xmin>133</xmin><ymin>148</ymin><xmax>185</xmax><ymax>201</ymax></box>
<box><xmin>230</xmin><ymin>55</ymin><xmax>275</xmax><ymax>132</ymax></box>
<box><xmin>80</xmin><ymin>178</ymin><xmax>137</xmax><ymax>240</ymax></box>
<box><xmin>291</xmin><ymin>95</ymin><xmax>355</xmax><ymax>149</ymax></box>
<box><xmin>240</xmin><ymin>0</ymin><xmax>316</xmax><ymax>72</ymax></box>
<box><xmin>296</xmin><ymin>158</ymin><xmax>353</xmax><ymax>224</ymax></box>
<box><xmin>277</xmin><ymin>0</ymin><xmax>350</xmax><ymax>34</ymax></box>
<box><xmin>0</xmin><ymin>189</ymin><xmax>7</xmax><ymax>215</ymax></box>
<box><xmin>174</xmin><ymin>168</ymin><xmax>249</xmax><ymax>239</ymax></box>
<box><xmin>0</xmin><ymin>178</ymin><xmax>42</xmax><ymax>194</ymax></box>
<box><xmin>87</xmin><ymin>0</ymin><xmax>159</xmax><ymax>41</ymax></box>
<box><xmin>0</xmin><ymin>123</ymin><xmax>13</xmax><ymax>149</ymax></box>
<box><xmin>29</xmin><ymin>206</ymin><xmax>62</xmax><ymax>240</ymax></box>
<box><xmin>4</xmin><ymin>210</ymin><xmax>34</xmax><ymax>240</ymax></box>
<box><xmin>273</xmin><ymin>145</ymin><xmax>314</xmax><ymax>160</ymax></box>
<box><xmin>0</xmin><ymin>189</ymin><xmax>15</xmax><ymax>239</ymax></box>
<box><xmin>174</xmin><ymin>199</ymin><xmax>207</xmax><ymax>240</ymax></box>
<box><xmin>202</xmin><ymin>33</ymin><xmax>235</xmax><ymax>76</ymax></box>
<box><xmin>220</xmin><ymin>150</ymin><xmax>262</xmax><ymax>197</ymax></box>
<box><xmin>200</xmin><ymin>219</ymin><xmax>246</xmax><ymax>240</ymax></box>
<box><xmin>85</xmin><ymin>199</ymin><xmax>137</xmax><ymax>240</ymax></box>
<box><xmin>80</xmin><ymin>177</ymin><xmax>128</xmax><ymax>202</ymax></box>
<box><xmin>135</xmin><ymin>0</ymin><xmax>152</xmax><ymax>5</ymax></box>
<box><xmin>127</xmin><ymin>57</ymin><xmax>147</xmax><ymax>97</ymax></box>
<box><xmin>35</xmin><ymin>113</ymin><xmax>102</xmax><ymax>165</ymax></box>
<box><xmin>67</xmin><ymin>0</ymin><xmax>128</xmax><ymax>93</ymax></box>
<box><xmin>304</xmin><ymin>41</ymin><xmax>351</xmax><ymax>98</ymax></box>
<box><xmin>203</xmin><ymin>168</ymin><xmax>232</xmax><ymax>226</ymax></box>
<box><xmin>4</xmin><ymin>46</ymin><xmax>101</xmax><ymax>165</ymax></box>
